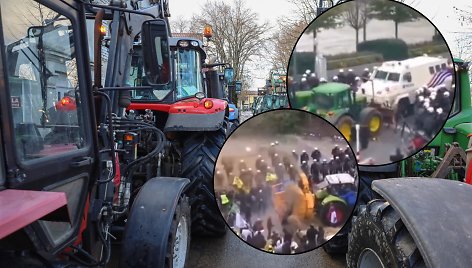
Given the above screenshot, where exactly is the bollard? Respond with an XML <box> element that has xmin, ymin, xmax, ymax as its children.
<box><xmin>356</xmin><ymin>124</ymin><xmax>360</xmax><ymax>154</ymax></box>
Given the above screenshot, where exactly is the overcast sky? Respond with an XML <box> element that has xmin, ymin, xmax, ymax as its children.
<box><xmin>168</xmin><ymin>0</ymin><xmax>295</xmax><ymax>89</ymax></box>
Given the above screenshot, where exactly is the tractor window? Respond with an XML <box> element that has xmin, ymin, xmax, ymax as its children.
<box><xmin>314</xmin><ymin>93</ymin><xmax>334</xmax><ymax>110</ymax></box>
<box><xmin>128</xmin><ymin>46</ymin><xmax>171</xmax><ymax>100</ymax></box>
<box><xmin>337</xmin><ymin>91</ymin><xmax>350</xmax><ymax>108</ymax></box>
<box><xmin>175</xmin><ymin>48</ymin><xmax>204</xmax><ymax>100</ymax></box>
<box><xmin>1</xmin><ymin>1</ymin><xmax>86</xmax><ymax>162</ymax></box>
<box><xmin>449</xmin><ymin>70</ymin><xmax>460</xmax><ymax>117</ymax></box>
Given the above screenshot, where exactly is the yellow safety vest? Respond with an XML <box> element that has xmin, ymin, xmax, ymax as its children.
<box><xmin>266</xmin><ymin>172</ymin><xmax>278</xmax><ymax>182</ymax></box>
<box><xmin>220</xmin><ymin>194</ymin><xmax>230</xmax><ymax>205</ymax></box>
<box><xmin>233</xmin><ymin>176</ymin><xmax>244</xmax><ymax>189</ymax></box>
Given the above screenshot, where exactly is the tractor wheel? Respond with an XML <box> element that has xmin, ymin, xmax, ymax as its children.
<box><xmin>336</xmin><ymin>115</ymin><xmax>354</xmax><ymax>142</ymax></box>
<box><xmin>360</xmin><ymin>107</ymin><xmax>383</xmax><ymax>136</ymax></box>
<box><xmin>346</xmin><ymin>200</ymin><xmax>425</xmax><ymax>268</ymax></box>
<box><xmin>320</xmin><ymin>201</ymin><xmax>348</xmax><ymax>227</ymax></box>
<box><xmin>180</xmin><ymin>124</ymin><xmax>227</xmax><ymax>237</ymax></box>
<box><xmin>166</xmin><ymin>197</ymin><xmax>191</xmax><ymax>268</ymax></box>
<box><xmin>228</xmin><ymin>120</ymin><xmax>239</xmax><ymax>135</ymax></box>
<box><xmin>121</xmin><ymin>192</ymin><xmax>190</xmax><ymax>268</ymax></box>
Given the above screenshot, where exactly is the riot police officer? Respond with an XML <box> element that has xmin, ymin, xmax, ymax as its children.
<box><xmin>311</xmin><ymin>147</ymin><xmax>321</xmax><ymax>162</ymax></box>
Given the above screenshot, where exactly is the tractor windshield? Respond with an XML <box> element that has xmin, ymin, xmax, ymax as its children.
<box><xmin>314</xmin><ymin>93</ymin><xmax>335</xmax><ymax>110</ymax></box>
<box><xmin>175</xmin><ymin>48</ymin><xmax>204</xmax><ymax>100</ymax></box>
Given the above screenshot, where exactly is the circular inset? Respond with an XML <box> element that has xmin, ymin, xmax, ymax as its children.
<box><xmin>287</xmin><ymin>0</ymin><xmax>455</xmax><ymax>166</ymax></box>
<box><xmin>214</xmin><ymin>109</ymin><xmax>359</xmax><ymax>254</ymax></box>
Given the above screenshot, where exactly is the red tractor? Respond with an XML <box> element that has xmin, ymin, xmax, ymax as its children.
<box><xmin>0</xmin><ymin>0</ymin><xmax>225</xmax><ymax>267</ymax></box>
<box><xmin>125</xmin><ymin>30</ymin><xmax>230</xmax><ymax>237</ymax></box>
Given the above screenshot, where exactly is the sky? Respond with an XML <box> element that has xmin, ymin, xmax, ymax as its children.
<box><xmin>167</xmin><ymin>0</ymin><xmax>295</xmax><ymax>90</ymax></box>
<box><xmin>406</xmin><ymin>0</ymin><xmax>472</xmax><ymax>59</ymax></box>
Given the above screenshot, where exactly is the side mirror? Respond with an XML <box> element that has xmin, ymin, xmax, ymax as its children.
<box><xmin>141</xmin><ymin>19</ymin><xmax>171</xmax><ymax>85</ymax></box>
<box><xmin>235</xmin><ymin>81</ymin><xmax>242</xmax><ymax>94</ymax></box>
<box><xmin>224</xmin><ymin>67</ymin><xmax>234</xmax><ymax>84</ymax></box>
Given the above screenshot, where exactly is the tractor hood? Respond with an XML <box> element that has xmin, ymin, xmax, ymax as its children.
<box><xmin>295</xmin><ymin>90</ymin><xmax>314</xmax><ymax>107</ymax></box>
<box><xmin>164</xmin><ymin>97</ymin><xmax>227</xmax><ymax>132</ymax></box>
<box><xmin>455</xmin><ymin>122</ymin><xmax>472</xmax><ymax>137</ymax></box>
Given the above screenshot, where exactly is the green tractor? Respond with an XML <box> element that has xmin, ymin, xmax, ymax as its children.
<box><xmin>294</xmin><ymin>82</ymin><xmax>383</xmax><ymax>142</ymax></box>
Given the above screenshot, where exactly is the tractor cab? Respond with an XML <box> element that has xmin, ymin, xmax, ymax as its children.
<box><xmin>297</xmin><ymin>82</ymin><xmax>366</xmax><ymax>116</ymax></box>
<box><xmin>130</xmin><ymin>37</ymin><xmax>206</xmax><ymax>102</ymax></box>
<box><xmin>315</xmin><ymin>173</ymin><xmax>356</xmax><ymax>227</ymax></box>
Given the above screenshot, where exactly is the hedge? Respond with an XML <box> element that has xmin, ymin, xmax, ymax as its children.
<box><xmin>327</xmin><ymin>53</ymin><xmax>383</xmax><ymax>70</ymax></box>
<box><xmin>357</xmin><ymin>38</ymin><xmax>409</xmax><ymax>61</ymax></box>
<box><xmin>291</xmin><ymin>51</ymin><xmax>384</xmax><ymax>73</ymax></box>
<box><xmin>408</xmin><ymin>44</ymin><xmax>450</xmax><ymax>57</ymax></box>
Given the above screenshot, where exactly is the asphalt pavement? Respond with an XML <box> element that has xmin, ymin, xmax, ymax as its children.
<box><xmin>188</xmin><ymin>232</ymin><xmax>346</xmax><ymax>268</ymax></box>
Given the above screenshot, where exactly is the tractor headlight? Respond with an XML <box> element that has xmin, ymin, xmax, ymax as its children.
<box><xmin>195</xmin><ymin>92</ymin><xmax>205</xmax><ymax>100</ymax></box>
<box><xmin>178</xmin><ymin>40</ymin><xmax>189</xmax><ymax>47</ymax></box>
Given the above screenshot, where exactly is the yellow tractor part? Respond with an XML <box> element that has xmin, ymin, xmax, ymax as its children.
<box><xmin>369</xmin><ymin>114</ymin><xmax>381</xmax><ymax>134</ymax></box>
<box><xmin>272</xmin><ymin>172</ymin><xmax>315</xmax><ymax>221</ymax></box>
<box><xmin>336</xmin><ymin>115</ymin><xmax>353</xmax><ymax>142</ymax></box>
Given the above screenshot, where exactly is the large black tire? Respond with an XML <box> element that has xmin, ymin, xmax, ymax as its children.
<box><xmin>165</xmin><ymin>196</ymin><xmax>191</xmax><ymax>268</ymax></box>
<box><xmin>228</xmin><ymin>120</ymin><xmax>239</xmax><ymax>135</ymax></box>
<box><xmin>346</xmin><ymin>200</ymin><xmax>425</xmax><ymax>268</ymax></box>
<box><xmin>121</xmin><ymin>194</ymin><xmax>191</xmax><ymax>268</ymax></box>
<box><xmin>180</xmin><ymin>124</ymin><xmax>227</xmax><ymax>237</ymax></box>
<box><xmin>323</xmin><ymin>166</ymin><xmax>399</xmax><ymax>255</ymax></box>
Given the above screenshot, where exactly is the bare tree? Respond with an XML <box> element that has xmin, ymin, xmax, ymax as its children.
<box><xmin>267</xmin><ymin>18</ymin><xmax>307</xmax><ymax>73</ymax></box>
<box><xmin>169</xmin><ymin>15</ymin><xmax>201</xmax><ymax>34</ymax></box>
<box><xmin>193</xmin><ymin>0</ymin><xmax>270</xmax><ymax>85</ymax></box>
<box><xmin>287</xmin><ymin>0</ymin><xmax>318</xmax><ymax>25</ymax></box>
<box><xmin>341</xmin><ymin>0</ymin><xmax>370</xmax><ymax>48</ymax></box>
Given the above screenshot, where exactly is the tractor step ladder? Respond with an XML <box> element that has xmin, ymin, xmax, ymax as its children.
<box><xmin>0</xmin><ymin>189</ymin><xmax>70</xmax><ymax>239</ymax></box>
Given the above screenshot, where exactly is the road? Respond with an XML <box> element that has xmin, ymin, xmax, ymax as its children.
<box><xmin>188</xmin><ymin>232</ymin><xmax>346</xmax><ymax>268</ymax></box>
<box><xmin>350</xmin><ymin>116</ymin><xmax>416</xmax><ymax>165</ymax></box>
<box><xmin>240</xmin><ymin>110</ymin><xmax>254</xmax><ymax>123</ymax></box>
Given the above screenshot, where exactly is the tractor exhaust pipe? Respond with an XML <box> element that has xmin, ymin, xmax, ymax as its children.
<box><xmin>94</xmin><ymin>9</ymin><xmax>105</xmax><ymax>88</ymax></box>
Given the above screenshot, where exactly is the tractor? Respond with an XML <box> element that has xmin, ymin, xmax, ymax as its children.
<box><xmin>272</xmin><ymin>171</ymin><xmax>355</xmax><ymax>230</ymax></box>
<box><xmin>202</xmin><ymin>62</ymin><xmax>241</xmax><ymax>134</ymax></box>
<box><xmin>321</xmin><ymin>58</ymin><xmax>472</xmax><ymax>267</ymax></box>
<box><xmin>0</xmin><ymin>0</ymin><xmax>227</xmax><ymax>267</ymax></box>
<box><xmin>315</xmin><ymin>173</ymin><xmax>357</xmax><ymax>228</ymax></box>
<box><xmin>125</xmin><ymin>32</ymin><xmax>230</xmax><ymax>237</ymax></box>
<box><xmin>252</xmin><ymin>94</ymin><xmax>289</xmax><ymax>116</ymax></box>
<box><xmin>294</xmin><ymin>82</ymin><xmax>383</xmax><ymax>142</ymax></box>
